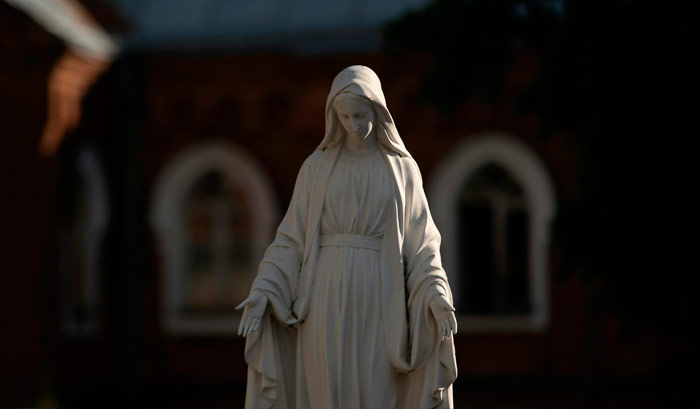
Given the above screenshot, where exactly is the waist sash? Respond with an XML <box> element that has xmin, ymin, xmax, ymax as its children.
<box><xmin>319</xmin><ymin>233</ymin><xmax>382</xmax><ymax>251</ymax></box>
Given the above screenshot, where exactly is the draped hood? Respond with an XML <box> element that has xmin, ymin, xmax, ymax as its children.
<box><xmin>317</xmin><ymin>65</ymin><xmax>411</xmax><ymax>158</ymax></box>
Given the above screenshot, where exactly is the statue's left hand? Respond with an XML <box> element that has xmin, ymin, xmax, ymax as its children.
<box><xmin>235</xmin><ymin>290</ymin><xmax>268</xmax><ymax>337</ymax></box>
<box><xmin>429</xmin><ymin>294</ymin><xmax>458</xmax><ymax>338</ymax></box>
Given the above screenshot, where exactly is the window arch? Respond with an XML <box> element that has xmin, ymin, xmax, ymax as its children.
<box><xmin>150</xmin><ymin>141</ymin><xmax>278</xmax><ymax>335</ymax></box>
<box><xmin>60</xmin><ymin>147</ymin><xmax>109</xmax><ymax>337</ymax></box>
<box><xmin>429</xmin><ymin>133</ymin><xmax>556</xmax><ymax>332</ymax></box>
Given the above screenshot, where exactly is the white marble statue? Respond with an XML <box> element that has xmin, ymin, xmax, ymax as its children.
<box><xmin>236</xmin><ymin>65</ymin><xmax>457</xmax><ymax>409</ymax></box>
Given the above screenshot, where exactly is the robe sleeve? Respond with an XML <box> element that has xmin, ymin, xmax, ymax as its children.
<box><xmin>251</xmin><ymin>152</ymin><xmax>317</xmax><ymax>323</ymax></box>
<box><xmin>244</xmin><ymin>152</ymin><xmax>319</xmax><ymax>409</ymax></box>
<box><xmin>403</xmin><ymin>158</ymin><xmax>452</xmax><ymax>306</ymax></box>
<box><xmin>400</xmin><ymin>158</ymin><xmax>458</xmax><ymax>409</ymax></box>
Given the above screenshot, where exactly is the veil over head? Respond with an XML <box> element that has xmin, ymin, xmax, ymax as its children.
<box><xmin>317</xmin><ymin>65</ymin><xmax>411</xmax><ymax>157</ymax></box>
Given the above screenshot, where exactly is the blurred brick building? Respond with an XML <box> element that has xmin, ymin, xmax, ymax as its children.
<box><xmin>0</xmin><ymin>0</ymin><xmax>656</xmax><ymax>407</ymax></box>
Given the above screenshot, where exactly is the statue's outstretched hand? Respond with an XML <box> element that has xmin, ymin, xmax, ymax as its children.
<box><xmin>235</xmin><ymin>290</ymin><xmax>268</xmax><ymax>337</ymax></box>
<box><xmin>429</xmin><ymin>294</ymin><xmax>458</xmax><ymax>338</ymax></box>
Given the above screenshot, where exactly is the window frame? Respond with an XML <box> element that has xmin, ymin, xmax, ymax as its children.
<box><xmin>429</xmin><ymin>133</ymin><xmax>556</xmax><ymax>332</ymax></box>
<box><xmin>150</xmin><ymin>141</ymin><xmax>278</xmax><ymax>336</ymax></box>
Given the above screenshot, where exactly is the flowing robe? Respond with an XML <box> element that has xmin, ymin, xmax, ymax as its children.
<box><xmin>244</xmin><ymin>145</ymin><xmax>457</xmax><ymax>408</ymax></box>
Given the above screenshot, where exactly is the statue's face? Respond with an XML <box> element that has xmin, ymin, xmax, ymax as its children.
<box><xmin>334</xmin><ymin>96</ymin><xmax>375</xmax><ymax>142</ymax></box>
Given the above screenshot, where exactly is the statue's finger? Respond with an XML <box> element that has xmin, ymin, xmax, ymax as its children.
<box><xmin>449</xmin><ymin>313</ymin><xmax>458</xmax><ymax>334</ymax></box>
<box><xmin>235</xmin><ymin>298</ymin><xmax>250</xmax><ymax>310</ymax></box>
<box><xmin>241</xmin><ymin>314</ymin><xmax>252</xmax><ymax>336</ymax></box>
<box><xmin>248</xmin><ymin>317</ymin><xmax>257</xmax><ymax>335</ymax></box>
<box><xmin>246</xmin><ymin>319</ymin><xmax>254</xmax><ymax>337</ymax></box>
<box><xmin>237</xmin><ymin>316</ymin><xmax>246</xmax><ymax>336</ymax></box>
<box><xmin>244</xmin><ymin>317</ymin><xmax>253</xmax><ymax>337</ymax></box>
<box><xmin>250</xmin><ymin>318</ymin><xmax>260</xmax><ymax>332</ymax></box>
<box><xmin>442</xmin><ymin>298</ymin><xmax>456</xmax><ymax>312</ymax></box>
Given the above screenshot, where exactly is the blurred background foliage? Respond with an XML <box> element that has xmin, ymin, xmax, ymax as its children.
<box><xmin>385</xmin><ymin>0</ymin><xmax>699</xmax><ymax>393</ymax></box>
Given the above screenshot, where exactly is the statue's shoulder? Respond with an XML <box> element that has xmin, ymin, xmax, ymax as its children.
<box><xmin>383</xmin><ymin>151</ymin><xmax>423</xmax><ymax>190</ymax></box>
<box><xmin>306</xmin><ymin>149</ymin><xmax>324</xmax><ymax>161</ymax></box>
<box><xmin>299</xmin><ymin>149</ymin><xmax>324</xmax><ymax>174</ymax></box>
<box><xmin>395</xmin><ymin>154</ymin><xmax>421</xmax><ymax>177</ymax></box>
<box><xmin>400</xmin><ymin>154</ymin><xmax>426</xmax><ymax>189</ymax></box>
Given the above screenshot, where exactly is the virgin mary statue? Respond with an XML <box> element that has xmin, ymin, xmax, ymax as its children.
<box><xmin>236</xmin><ymin>65</ymin><xmax>458</xmax><ymax>409</ymax></box>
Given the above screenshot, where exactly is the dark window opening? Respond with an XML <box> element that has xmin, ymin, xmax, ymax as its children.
<box><xmin>457</xmin><ymin>163</ymin><xmax>531</xmax><ymax>315</ymax></box>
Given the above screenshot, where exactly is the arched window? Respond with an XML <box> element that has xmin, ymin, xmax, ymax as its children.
<box><xmin>60</xmin><ymin>147</ymin><xmax>109</xmax><ymax>337</ymax></box>
<box><xmin>430</xmin><ymin>134</ymin><xmax>556</xmax><ymax>332</ymax></box>
<box><xmin>151</xmin><ymin>141</ymin><xmax>278</xmax><ymax>335</ymax></box>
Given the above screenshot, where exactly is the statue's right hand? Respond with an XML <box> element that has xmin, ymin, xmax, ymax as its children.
<box><xmin>235</xmin><ymin>290</ymin><xmax>268</xmax><ymax>337</ymax></box>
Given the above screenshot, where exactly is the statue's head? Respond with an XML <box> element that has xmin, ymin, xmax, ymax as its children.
<box><xmin>318</xmin><ymin>65</ymin><xmax>411</xmax><ymax>157</ymax></box>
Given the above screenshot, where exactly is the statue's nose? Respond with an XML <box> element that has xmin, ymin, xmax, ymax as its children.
<box><xmin>353</xmin><ymin>119</ymin><xmax>361</xmax><ymax>132</ymax></box>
